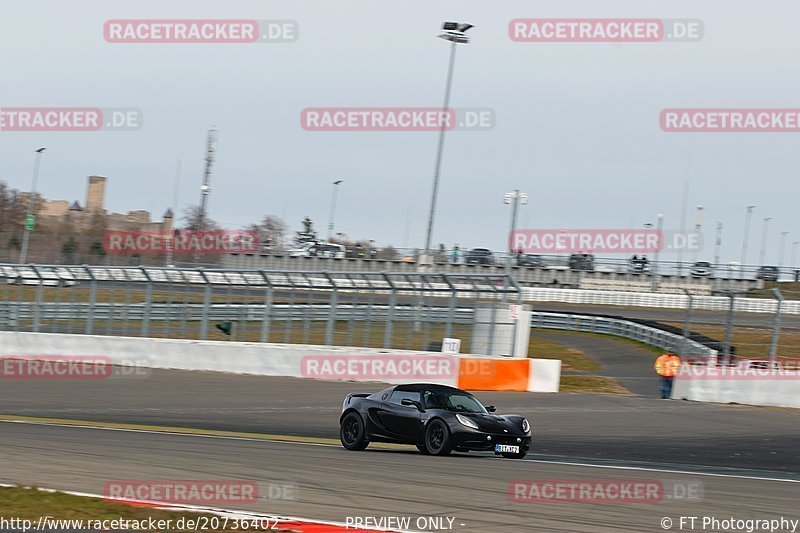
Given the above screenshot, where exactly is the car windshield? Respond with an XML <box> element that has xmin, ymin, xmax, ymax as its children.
<box><xmin>423</xmin><ymin>389</ymin><xmax>487</xmax><ymax>413</ymax></box>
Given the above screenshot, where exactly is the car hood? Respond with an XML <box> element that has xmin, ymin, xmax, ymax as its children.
<box><xmin>460</xmin><ymin>413</ymin><xmax>528</xmax><ymax>434</ymax></box>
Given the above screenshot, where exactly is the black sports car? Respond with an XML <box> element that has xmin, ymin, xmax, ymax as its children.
<box><xmin>339</xmin><ymin>383</ymin><xmax>531</xmax><ymax>458</ymax></box>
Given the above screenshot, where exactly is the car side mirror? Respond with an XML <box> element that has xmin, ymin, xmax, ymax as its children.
<box><xmin>486</xmin><ymin>405</ymin><xmax>496</xmax><ymax>413</ymax></box>
<box><xmin>401</xmin><ymin>399</ymin><xmax>424</xmax><ymax>411</ymax></box>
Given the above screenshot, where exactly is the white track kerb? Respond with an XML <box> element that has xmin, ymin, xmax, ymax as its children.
<box><xmin>0</xmin><ymin>332</ymin><xmax>561</xmax><ymax>393</ymax></box>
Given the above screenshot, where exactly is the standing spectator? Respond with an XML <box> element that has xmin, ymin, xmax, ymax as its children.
<box><xmin>452</xmin><ymin>244</ymin><xmax>461</xmax><ymax>264</ymax></box>
<box><xmin>654</xmin><ymin>350</ymin><xmax>682</xmax><ymax>399</ymax></box>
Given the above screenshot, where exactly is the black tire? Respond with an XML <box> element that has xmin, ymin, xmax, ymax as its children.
<box><xmin>415</xmin><ymin>444</ymin><xmax>429</xmax><ymax>455</ymax></box>
<box><xmin>339</xmin><ymin>412</ymin><xmax>369</xmax><ymax>451</ymax></box>
<box><xmin>502</xmin><ymin>451</ymin><xmax>527</xmax><ymax>460</ymax></box>
<box><xmin>424</xmin><ymin>419</ymin><xmax>452</xmax><ymax>456</ymax></box>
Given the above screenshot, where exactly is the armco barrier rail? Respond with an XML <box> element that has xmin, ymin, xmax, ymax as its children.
<box><xmin>523</xmin><ymin>287</ymin><xmax>800</xmax><ymax>315</ymax></box>
<box><xmin>531</xmin><ymin>312</ymin><xmax>716</xmax><ymax>358</ymax></box>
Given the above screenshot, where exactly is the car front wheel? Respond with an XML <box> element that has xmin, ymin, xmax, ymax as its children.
<box><xmin>424</xmin><ymin>419</ymin><xmax>452</xmax><ymax>456</ymax></box>
<box><xmin>340</xmin><ymin>412</ymin><xmax>369</xmax><ymax>451</ymax></box>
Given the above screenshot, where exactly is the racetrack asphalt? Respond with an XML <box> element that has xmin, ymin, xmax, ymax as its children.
<box><xmin>0</xmin><ymin>421</ymin><xmax>797</xmax><ymax>533</ymax></box>
<box><xmin>1</xmin><ymin>366</ymin><xmax>798</xmax><ymax>474</ymax></box>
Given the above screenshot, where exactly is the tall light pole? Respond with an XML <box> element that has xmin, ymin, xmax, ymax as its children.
<box><xmin>714</xmin><ymin>221</ymin><xmax>723</xmax><ymax>267</ymax></box>
<box><xmin>778</xmin><ymin>231</ymin><xmax>789</xmax><ymax>268</ymax></box>
<box><xmin>650</xmin><ymin>213</ymin><xmax>664</xmax><ymax>292</ymax></box>
<box><xmin>327</xmin><ymin>180</ymin><xmax>343</xmax><ymax>240</ymax></box>
<box><xmin>692</xmin><ymin>204</ymin><xmax>704</xmax><ymax>263</ymax></box>
<box><xmin>792</xmin><ymin>241</ymin><xmax>800</xmax><ymax>268</ymax></box>
<box><xmin>422</xmin><ymin>21</ymin><xmax>473</xmax><ymax>260</ymax></box>
<box><xmin>758</xmin><ymin>217</ymin><xmax>772</xmax><ymax>266</ymax></box>
<box><xmin>19</xmin><ymin>147</ymin><xmax>47</xmax><ymax>264</ymax></box>
<box><xmin>504</xmin><ymin>190</ymin><xmax>528</xmax><ymax>263</ymax></box>
<box><xmin>197</xmin><ymin>128</ymin><xmax>219</xmax><ymax>233</ymax></box>
<box><xmin>740</xmin><ymin>205</ymin><xmax>756</xmax><ymax>269</ymax></box>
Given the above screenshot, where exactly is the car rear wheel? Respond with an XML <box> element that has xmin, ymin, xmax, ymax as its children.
<box><xmin>502</xmin><ymin>451</ymin><xmax>527</xmax><ymax>460</ymax></box>
<box><xmin>424</xmin><ymin>419</ymin><xmax>452</xmax><ymax>456</ymax></box>
<box><xmin>339</xmin><ymin>412</ymin><xmax>369</xmax><ymax>451</ymax></box>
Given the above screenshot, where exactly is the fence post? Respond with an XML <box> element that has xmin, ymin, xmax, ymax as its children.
<box><xmin>199</xmin><ymin>270</ymin><xmax>211</xmax><ymax>340</ymax></box>
<box><xmin>140</xmin><ymin>267</ymin><xmax>153</xmax><ymax>337</ymax></box>
<box><xmin>259</xmin><ymin>271</ymin><xmax>272</xmax><ymax>344</ymax></box>
<box><xmin>444</xmin><ymin>275</ymin><xmax>456</xmax><ymax>340</ymax></box>
<box><xmin>383</xmin><ymin>274</ymin><xmax>396</xmax><ymax>349</ymax></box>
<box><xmin>324</xmin><ymin>273</ymin><xmax>337</xmax><ymax>346</ymax></box>
<box><xmin>31</xmin><ymin>266</ymin><xmax>43</xmax><ymax>333</ymax></box>
<box><xmin>769</xmin><ymin>288</ymin><xmax>784</xmax><ymax>363</ymax></box>
<box><xmin>722</xmin><ymin>291</ymin><xmax>735</xmax><ymax>364</ymax></box>
<box><xmin>681</xmin><ymin>288</ymin><xmax>694</xmax><ymax>357</ymax></box>
<box><xmin>85</xmin><ymin>267</ymin><xmax>97</xmax><ymax>335</ymax></box>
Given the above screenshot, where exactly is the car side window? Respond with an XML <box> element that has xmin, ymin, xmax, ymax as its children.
<box><xmin>388</xmin><ymin>390</ymin><xmax>419</xmax><ymax>406</ymax></box>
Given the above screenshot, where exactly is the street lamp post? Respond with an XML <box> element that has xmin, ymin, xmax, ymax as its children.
<box><xmin>740</xmin><ymin>205</ymin><xmax>756</xmax><ymax>272</ymax></box>
<box><xmin>422</xmin><ymin>21</ymin><xmax>473</xmax><ymax>261</ymax></box>
<box><xmin>650</xmin><ymin>213</ymin><xmax>664</xmax><ymax>292</ymax></box>
<box><xmin>692</xmin><ymin>204</ymin><xmax>704</xmax><ymax>263</ymax></box>
<box><xmin>19</xmin><ymin>147</ymin><xmax>47</xmax><ymax>264</ymax></box>
<box><xmin>197</xmin><ymin>128</ymin><xmax>219</xmax><ymax>233</ymax></box>
<box><xmin>758</xmin><ymin>217</ymin><xmax>772</xmax><ymax>267</ymax></box>
<box><xmin>714</xmin><ymin>221</ymin><xmax>723</xmax><ymax>268</ymax></box>
<box><xmin>792</xmin><ymin>241</ymin><xmax>800</xmax><ymax>269</ymax></box>
<box><xmin>504</xmin><ymin>190</ymin><xmax>528</xmax><ymax>267</ymax></box>
<box><xmin>778</xmin><ymin>231</ymin><xmax>789</xmax><ymax>268</ymax></box>
<box><xmin>327</xmin><ymin>180</ymin><xmax>343</xmax><ymax>240</ymax></box>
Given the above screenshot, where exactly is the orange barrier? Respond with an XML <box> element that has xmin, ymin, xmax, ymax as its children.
<box><xmin>457</xmin><ymin>358</ymin><xmax>530</xmax><ymax>391</ymax></box>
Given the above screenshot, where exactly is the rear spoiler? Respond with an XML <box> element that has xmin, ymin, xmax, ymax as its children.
<box><xmin>343</xmin><ymin>393</ymin><xmax>371</xmax><ymax>409</ymax></box>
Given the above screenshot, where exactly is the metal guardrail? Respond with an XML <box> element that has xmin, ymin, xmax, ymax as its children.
<box><xmin>523</xmin><ymin>287</ymin><xmax>800</xmax><ymax>315</ymax></box>
<box><xmin>0</xmin><ymin>297</ymin><xmax>714</xmax><ymax>358</ymax></box>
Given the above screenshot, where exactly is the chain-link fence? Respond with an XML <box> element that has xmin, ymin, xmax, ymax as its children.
<box><xmin>0</xmin><ymin>265</ymin><xmax>522</xmax><ymax>355</ymax></box>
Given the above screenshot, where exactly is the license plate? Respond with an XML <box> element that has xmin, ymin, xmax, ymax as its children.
<box><xmin>495</xmin><ymin>444</ymin><xmax>519</xmax><ymax>454</ymax></box>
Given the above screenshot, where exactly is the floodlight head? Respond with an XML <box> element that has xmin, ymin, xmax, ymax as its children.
<box><xmin>438</xmin><ymin>21</ymin><xmax>473</xmax><ymax>44</ymax></box>
<box><xmin>333</xmin><ymin>180</ymin><xmax>343</xmax><ymax>185</ymax></box>
<box><xmin>35</xmin><ymin>147</ymin><xmax>46</xmax><ymax>153</ymax></box>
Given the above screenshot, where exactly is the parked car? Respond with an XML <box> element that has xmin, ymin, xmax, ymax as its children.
<box><xmin>465</xmin><ymin>248</ymin><xmax>495</xmax><ymax>265</ymax></box>
<box><xmin>628</xmin><ymin>256</ymin><xmax>651</xmax><ymax>274</ymax></box>
<box><xmin>690</xmin><ymin>261</ymin><xmax>713</xmax><ymax>277</ymax></box>
<box><xmin>287</xmin><ymin>241</ymin><xmax>346</xmax><ymax>258</ymax></box>
<box><xmin>756</xmin><ymin>265</ymin><xmax>780</xmax><ymax>282</ymax></box>
<box><xmin>516</xmin><ymin>254</ymin><xmax>547</xmax><ymax>268</ymax></box>
<box><xmin>568</xmin><ymin>253</ymin><xmax>595</xmax><ymax>272</ymax></box>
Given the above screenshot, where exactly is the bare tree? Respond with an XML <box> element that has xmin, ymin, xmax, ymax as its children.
<box><xmin>181</xmin><ymin>205</ymin><xmax>220</xmax><ymax>231</ymax></box>
<box><xmin>248</xmin><ymin>215</ymin><xmax>288</xmax><ymax>251</ymax></box>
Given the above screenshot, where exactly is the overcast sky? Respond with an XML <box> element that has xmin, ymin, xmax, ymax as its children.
<box><xmin>0</xmin><ymin>1</ymin><xmax>798</xmax><ymax>264</ymax></box>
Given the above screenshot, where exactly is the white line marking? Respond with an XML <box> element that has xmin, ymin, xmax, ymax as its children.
<box><xmin>2</xmin><ymin>419</ymin><xmax>798</xmax><ymax>484</ymax></box>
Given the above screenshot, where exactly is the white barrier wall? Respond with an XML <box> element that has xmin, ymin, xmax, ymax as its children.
<box><xmin>0</xmin><ymin>332</ymin><xmax>561</xmax><ymax>393</ymax></box>
<box><xmin>672</xmin><ymin>369</ymin><xmax>800</xmax><ymax>408</ymax></box>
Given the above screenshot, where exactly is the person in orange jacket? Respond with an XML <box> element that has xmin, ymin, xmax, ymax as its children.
<box><xmin>654</xmin><ymin>350</ymin><xmax>682</xmax><ymax>399</ymax></box>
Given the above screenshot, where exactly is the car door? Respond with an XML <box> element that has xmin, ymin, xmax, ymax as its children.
<box><xmin>380</xmin><ymin>390</ymin><xmax>422</xmax><ymax>440</ymax></box>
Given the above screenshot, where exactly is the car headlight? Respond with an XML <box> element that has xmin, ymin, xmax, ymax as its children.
<box><xmin>521</xmin><ymin>418</ymin><xmax>530</xmax><ymax>433</ymax></box>
<box><xmin>456</xmin><ymin>414</ymin><xmax>479</xmax><ymax>429</ymax></box>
